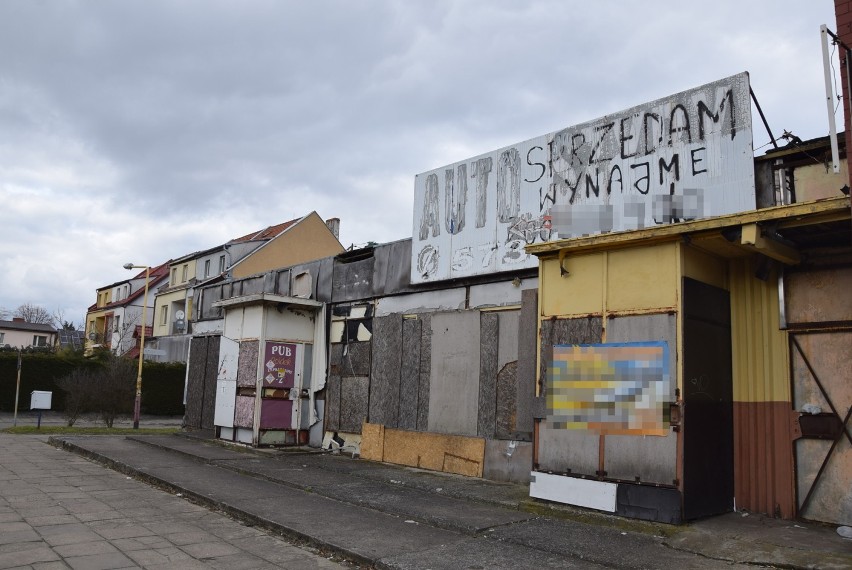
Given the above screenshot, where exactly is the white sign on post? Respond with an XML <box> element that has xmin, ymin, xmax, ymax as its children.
<box><xmin>411</xmin><ymin>72</ymin><xmax>755</xmax><ymax>283</ymax></box>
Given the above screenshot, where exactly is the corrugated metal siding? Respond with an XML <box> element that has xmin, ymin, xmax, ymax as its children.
<box><xmin>729</xmin><ymin>258</ymin><xmax>795</xmax><ymax>518</ymax></box>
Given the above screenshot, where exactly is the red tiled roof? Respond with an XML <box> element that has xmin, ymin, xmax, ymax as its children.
<box><xmin>229</xmin><ymin>217</ymin><xmax>301</xmax><ymax>243</ymax></box>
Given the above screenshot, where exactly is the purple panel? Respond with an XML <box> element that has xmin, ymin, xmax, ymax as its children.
<box><xmin>234</xmin><ymin>395</ymin><xmax>255</xmax><ymax>428</ymax></box>
<box><xmin>260</xmin><ymin>399</ymin><xmax>293</xmax><ymax>429</ymax></box>
<box><xmin>263</xmin><ymin>342</ymin><xmax>297</xmax><ymax>388</ymax></box>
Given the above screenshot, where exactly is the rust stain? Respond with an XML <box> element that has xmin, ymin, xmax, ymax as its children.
<box><xmin>733</xmin><ymin>401</ymin><xmax>796</xmax><ymax>519</ymax></box>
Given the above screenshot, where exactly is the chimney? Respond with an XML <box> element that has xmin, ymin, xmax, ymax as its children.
<box><xmin>325</xmin><ymin>217</ymin><xmax>340</xmax><ymax>239</ymax></box>
<box><xmin>12</xmin><ymin>317</ymin><xmax>24</xmax><ymax>322</ymax></box>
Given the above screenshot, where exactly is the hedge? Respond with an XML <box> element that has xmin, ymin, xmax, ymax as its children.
<box><xmin>0</xmin><ymin>352</ymin><xmax>186</xmax><ymax>416</ymax></box>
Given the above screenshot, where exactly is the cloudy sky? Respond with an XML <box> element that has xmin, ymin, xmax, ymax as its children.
<box><xmin>0</xmin><ymin>0</ymin><xmax>840</xmax><ymax>325</ymax></box>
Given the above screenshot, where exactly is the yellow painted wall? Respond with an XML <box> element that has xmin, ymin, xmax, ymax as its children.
<box><xmin>540</xmin><ymin>241</ymin><xmax>678</xmax><ymax>318</ymax></box>
<box><xmin>729</xmin><ymin>258</ymin><xmax>790</xmax><ymax>403</ymax></box>
<box><xmin>231</xmin><ymin>213</ymin><xmax>344</xmax><ymax>279</ymax></box>
<box><xmin>540</xmin><ymin>252</ymin><xmax>604</xmax><ymax>316</ymax></box>
<box><xmin>606</xmin><ymin>243</ymin><xmax>678</xmax><ymax>311</ymax></box>
<box><xmin>682</xmin><ymin>246</ymin><xmax>729</xmax><ymax>291</ymax></box>
<box><xmin>152</xmin><ymin>289</ymin><xmax>187</xmax><ymax>337</ymax></box>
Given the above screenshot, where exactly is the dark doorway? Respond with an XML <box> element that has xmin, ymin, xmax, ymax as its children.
<box><xmin>184</xmin><ymin>335</ymin><xmax>220</xmax><ymax>431</ymax></box>
<box><xmin>682</xmin><ymin>278</ymin><xmax>734</xmax><ymax>520</ymax></box>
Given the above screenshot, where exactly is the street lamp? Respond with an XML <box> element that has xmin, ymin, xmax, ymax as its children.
<box><xmin>124</xmin><ymin>263</ymin><xmax>150</xmax><ymax>429</ymax></box>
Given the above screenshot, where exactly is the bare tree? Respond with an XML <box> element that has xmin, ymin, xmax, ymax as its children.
<box><xmin>56</xmin><ymin>368</ymin><xmax>96</xmax><ymax>426</ymax></box>
<box><xmin>14</xmin><ymin>303</ymin><xmax>55</xmax><ymax>326</ymax></box>
<box><xmin>98</xmin><ymin>357</ymin><xmax>136</xmax><ymax>427</ymax></box>
<box><xmin>52</xmin><ymin>308</ymin><xmax>78</xmax><ymax>330</ymax></box>
<box><xmin>111</xmin><ymin>309</ymin><xmax>142</xmax><ymax>356</ymax></box>
<box><xmin>0</xmin><ymin>307</ymin><xmax>10</xmax><ymax>320</ymax></box>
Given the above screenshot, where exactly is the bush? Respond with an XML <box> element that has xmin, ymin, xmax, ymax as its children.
<box><xmin>97</xmin><ymin>357</ymin><xmax>137</xmax><ymax>428</ymax></box>
<box><xmin>0</xmin><ymin>352</ymin><xmax>186</xmax><ymax>417</ymax></box>
<box><xmin>55</xmin><ymin>368</ymin><xmax>97</xmax><ymax>426</ymax></box>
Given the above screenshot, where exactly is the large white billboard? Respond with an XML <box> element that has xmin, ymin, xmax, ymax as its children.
<box><xmin>411</xmin><ymin>72</ymin><xmax>754</xmax><ymax>283</ymax></box>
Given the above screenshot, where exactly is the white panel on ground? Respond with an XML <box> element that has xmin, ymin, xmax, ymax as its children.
<box><xmin>529</xmin><ymin>471</ymin><xmax>617</xmax><ymax>512</ymax></box>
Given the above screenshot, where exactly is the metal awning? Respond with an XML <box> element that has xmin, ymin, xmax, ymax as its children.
<box><xmin>212</xmin><ymin>293</ymin><xmax>323</xmax><ymax>310</ymax></box>
<box><xmin>526</xmin><ymin>197</ymin><xmax>851</xmax><ymax>265</ymax></box>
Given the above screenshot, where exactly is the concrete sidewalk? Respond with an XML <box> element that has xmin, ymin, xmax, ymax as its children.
<box><xmin>48</xmin><ymin>432</ymin><xmax>852</xmax><ymax>570</ymax></box>
<box><xmin>0</xmin><ymin>434</ymin><xmax>347</xmax><ymax>569</ymax></box>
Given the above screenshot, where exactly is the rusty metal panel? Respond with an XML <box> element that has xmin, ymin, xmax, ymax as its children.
<box><xmin>728</xmin><ymin>259</ymin><xmax>796</xmax><ymax>518</ymax></box>
<box><xmin>412</xmin><ymin>73</ymin><xmax>753</xmax><ymax>284</ymax></box>
<box><xmin>791</xmin><ymin>331</ymin><xmax>852</xmax><ymax>525</ymax></box>
<box><xmin>733</xmin><ymin>401</ymin><xmax>796</xmax><ymax>519</ymax></box>
<box><xmin>785</xmin><ymin>266</ymin><xmax>852</xmax><ymax>325</ymax></box>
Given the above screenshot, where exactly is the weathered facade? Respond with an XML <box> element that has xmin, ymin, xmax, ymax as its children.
<box><xmin>180</xmin><ymin>66</ymin><xmax>850</xmax><ymax>526</ymax></box>
<box><xmin>185</xmin><ymin>239</ymin><xmax>538</xmax><ymax>482</ymax></box>
<box><xmin>528</xmin><ymin>185</ymin><xmax>850</xmax><ymax>524</ymax></box>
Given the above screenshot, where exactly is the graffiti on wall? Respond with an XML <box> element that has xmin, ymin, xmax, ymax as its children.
<box><xmin>411</xmin><ymin>72</ymin><xmax>754</xmax><ymax>283</ymax></box>
<box><xmin>546</xmin><ymin>342</ymin><xmax>672</xmax><ymax>436</ymax></box>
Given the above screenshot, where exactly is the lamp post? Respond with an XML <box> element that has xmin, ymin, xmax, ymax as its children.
<box><xmin>124</xmin><ymin>263</ymin><xmax>150</xmax><ymax>429</ymax></box>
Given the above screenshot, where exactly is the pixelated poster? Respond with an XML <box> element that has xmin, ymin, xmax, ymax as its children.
<box><xmin>264</xmin><ymin>342</ymin><xmax>297</xmax><ymax>388</ymax></box>
<box><xmin>546</xmin><ymin>342</ymin><xmax>672</xmax><ymax>436</ymax></box>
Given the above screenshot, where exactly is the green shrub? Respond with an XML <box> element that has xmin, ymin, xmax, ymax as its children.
<box><xmin>0</xmin><ymin>352</ymin><xmax>185</xmax><ymax>416</ymax></box>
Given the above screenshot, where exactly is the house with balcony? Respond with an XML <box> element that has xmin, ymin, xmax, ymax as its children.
<box><xmin>84</xmin><ymin>262</ymin><xmax>170</xmax><ymax>356</ymax></box>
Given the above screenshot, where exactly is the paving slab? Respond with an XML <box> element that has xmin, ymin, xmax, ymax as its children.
<box><xmin>55</xmin><ymin>436</ymin><xmax>470</xmax><ymax>565</ymax></box>
<box><xmin>49</xmin><ymin>433</ymin><xmax>852</xmax><ymax>570</ymax></box>
<box><xmin>0</xmin><ymin>434</ymin><xmax>349</xmax><ymax>569</ymax></box>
